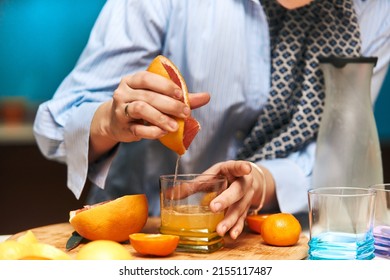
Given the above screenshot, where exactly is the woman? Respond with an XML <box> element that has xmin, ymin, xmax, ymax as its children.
<box><xmin>33</xmin><ymin>0</ymin><xmax>390</xmax><ymax>239</ymax></box>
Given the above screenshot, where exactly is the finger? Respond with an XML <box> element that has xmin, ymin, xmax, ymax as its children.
<box><xmin>227</xmin><ymin>210</ymin><xmax>249</xmax><ymax>240</ymax></box>
<box><xmin>127</xmin><ymin>122</ymin><xmax>167</xmax><ymax>140</ymax></box>
<box><xmin>164</xmin><ymin>177</ymin><xmax>227</xmax><ymax>200</ymax></box>
<box><xmin>210</xmin><ymin>179</ymin><xmax>246</xmax><ymax>212</ymax></box>
<box><xmin>219</xmin><ymin>160</ymin><xmax>252</xmax><ymax>178</ymax></box>
<box><xmin>203</xmin><ymin>160</ymin><xmax>251</xmax><ymax>181</ymax></box>
<box><xmin>124</xmin><ymin>100</ymin><xmax>181</xmax><ymax>133</ymax></box>
<box><xmin>216</xmin><ymin>199</ymin><xmax>251</xmax><ymax>238</ymax></box>
<box><xmin>124</xmin><ymin>91</ymin><xmax>190</xmax><ymax>120</ymax></box>
<box><xmin>125</xmin><ymin>71</ymin><xmax>183</xmax><ymax>100</ymax></box>
<box><xmin>188</xmin><ymin>92</ymin><xmax>211</xmax><ymax>109</ymax></box>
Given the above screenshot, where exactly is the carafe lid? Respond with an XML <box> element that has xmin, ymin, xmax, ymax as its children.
<box><xmin>318</xmin><ymin>56</ymin><xmax>378</xmax><ymax>68</ymax></box>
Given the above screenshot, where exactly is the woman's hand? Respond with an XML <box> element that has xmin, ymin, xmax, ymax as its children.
<box><xmin>203</xmin><ymin>160</ymin><xmax>275</xmax><ymax>240</ymax></box>
<box><xmin>89</xmin><ymin>71</ymin><xmax>210</xmax><ymax>161</ymax></box>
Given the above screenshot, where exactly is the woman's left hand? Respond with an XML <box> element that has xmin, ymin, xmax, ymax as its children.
<box><xmin>202</xmin><ymin>160</ymin><xmax>265</xmax><ymax>240</ymax></box>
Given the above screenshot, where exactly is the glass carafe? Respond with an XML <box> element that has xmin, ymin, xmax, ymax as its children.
<box><xmin>312</xmin><ymin>56</ymin><xmax>383</xmax><ymax>188</ymax></box>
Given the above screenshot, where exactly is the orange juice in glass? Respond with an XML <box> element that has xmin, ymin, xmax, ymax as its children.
<box><xmin>159</xmin><ymin>174</ymin><xmax>227</xmax><ymax>253</ymax></box>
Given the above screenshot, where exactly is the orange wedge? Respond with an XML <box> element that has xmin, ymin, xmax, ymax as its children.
<box><xmin>129</xmin><ymin>233</ymin><xmax>179</xmax><ymax>257</ymax></box>
<box><xmin>147</xmin><ymin>55</ymin><xmax>200</xmax><ymax>155</ymax></box>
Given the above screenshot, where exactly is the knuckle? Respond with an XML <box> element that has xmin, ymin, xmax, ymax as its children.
<box><xmin>136</xmin><ymin>71</ymin><xmax>149</xmax><ymax>84</ymax></box>
<box><xmin>113</xmin><ymin>88</ymin><xmax>122</xmax><ymax>101</ymax></box>
<box><xmin>131</xmin><ymin>101</ymin><xmax>147</xmax><ymax>117</ymax></box>
<box><xmin>157</xmin><ymin>114</ymin><xmax>168</xmax><ymax>126</ymax></box>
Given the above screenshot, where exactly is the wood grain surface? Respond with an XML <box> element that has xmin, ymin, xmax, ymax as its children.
<box><xmin>9</xmin><ymin>217</ymin><xmax>309</xmax><ymax>260</ymax></box>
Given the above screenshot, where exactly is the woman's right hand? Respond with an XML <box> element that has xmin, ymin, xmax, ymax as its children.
<box><xmin>89</xmin><ymin>71</ymin><xmax>210</xmax><ymax>162</ymax></box>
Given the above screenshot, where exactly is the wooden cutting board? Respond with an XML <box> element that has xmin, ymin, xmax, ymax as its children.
<box><xmin>9</xmin><ymin>217</ymin><xmax>308</xmax><ymax>260</ymax></box>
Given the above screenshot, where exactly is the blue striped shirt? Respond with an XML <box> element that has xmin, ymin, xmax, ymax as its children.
<box><xmin>33</xmin><ymin>0</ymin><xmax>390</xmax><ymax>215</ymax></box>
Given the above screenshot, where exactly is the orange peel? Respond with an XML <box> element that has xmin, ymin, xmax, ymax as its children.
<box><xmin>260</xmin><ymin>213</ymin><xmax>302</xmax><ymax>246</ymax></box>
<box><xmin>129</xmin><ymin>233</ymin><xmax>179</xmax><ymax>256</ymax></box>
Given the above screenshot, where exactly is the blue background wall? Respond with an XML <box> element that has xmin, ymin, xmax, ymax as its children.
<box><xmin>1</xmin><ymin>0</ymin><xmax>389</xmax><ymax>140</ymax></box>
<box><xmin>0</xmin><ymin>0</ymin><xmax>106</xmax><ymax>103</ymax></box>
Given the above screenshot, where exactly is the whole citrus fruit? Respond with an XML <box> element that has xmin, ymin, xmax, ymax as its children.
<box><xmin>147</xmin><ymin>55</ymin><xmax>200</xmax><ymax>155</ymax></box>
<box><xmin>260</xmin><ymin>213</ymin><xmax>302</xmax><ymax>246</ymax></box>
<box><xmin>245</xmin><ymin>214</ymin><xmax>270</xmax><ymax>234</ymax></box>
<box><xmin>76</xmin><ymin>240</ymin><xmax>132</xmax><ymax>260</ymax></box>
<box><xmin>69</xmin><ymin>194</ymin><xmax>148</xmax><ymax>242</ymax></box>
<box><xmin>129</xmin><ymin>233</ymin><xmax>179</xmax><ymax>257</ymax></box>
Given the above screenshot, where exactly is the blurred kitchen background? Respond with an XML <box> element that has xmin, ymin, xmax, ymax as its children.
<box><xmin>1</xmin><ymin>0</ymin><xmax>389</xmax><ymax>234</ymax></box>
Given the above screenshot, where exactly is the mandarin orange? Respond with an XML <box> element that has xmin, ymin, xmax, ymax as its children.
<box><xmin>245</xmin><ymin>214</ymin><xmax>270</xmax><ymax>234</ymax></box>
<box><xmin>69</xmin><ymin>194</ymin><xmax>148</xmax><ymax>242</ymax></box>
<box><xmin>129</xmin><ymin>233</ymin><xmax>179</xmax><ymax>257</ymax></box>
<box><xmin>147</xmin><ymin>55</ymin><xmax>200</xmax><ymax>155</ymax></box>
<box><xmin>260</xmin><ymin>213</ymin><xmax>302</xmax><ymax>246</ymax></box>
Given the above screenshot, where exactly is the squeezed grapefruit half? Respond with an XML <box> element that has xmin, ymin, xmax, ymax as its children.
<box><xmin>147</xmin><ymin>55</ymin><xmax>200</xmax><ymax>155</ymax></box>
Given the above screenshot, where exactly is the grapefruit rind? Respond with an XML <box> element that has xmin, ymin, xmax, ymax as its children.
<box><xmin>147</xmin><ymin>55</ymin><xmax>200</xmax><ymax>155</ymax></box>
<box><xmin>69</xmin><ymin>194</ymin><xmax>148</xmax><ymax>242</ymax></box>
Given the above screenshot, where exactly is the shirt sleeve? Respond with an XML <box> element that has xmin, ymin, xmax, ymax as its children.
<box><xmin>33</xmin><ymin>0</ymin><xmax>171</xmax><ymax>199</ymax></box>
<box><xmin>259</xmin><ymin>142</ymin><xmax>316</xmax><ymax>214</ymax></box>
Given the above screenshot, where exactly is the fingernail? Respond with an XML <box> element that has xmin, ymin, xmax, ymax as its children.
<box><xmin>160</xmin><ymin>131</ymin><xmax>168</xmax><ymax>137</ymax></box>
<box><xmin>213</xmin><ymin>202</ymin><xmax>222</xmax><ymax>212</ymax></box>
<box><xmin>232</xmin><ymin>230</ymin><xmax>239</xmax><ymax>240</ymax></box>
<box><xmin>174</xmin><ymin>89</ymin><xmax>182</xmax><ymax>99</ymax></box>
<box><xmin>221</xmin><ymin>225</ymin><xmax>227</xmax><ymax>235</ymax></box>
<box><xmin>183</xmin><ymin>106</ymin><xmax>191</xmax><ymax>116</ymax></box>
<box><xmin>168</xmin><ymin>120</ymin><xmax>178</xmax><ymax>130</ymax></box>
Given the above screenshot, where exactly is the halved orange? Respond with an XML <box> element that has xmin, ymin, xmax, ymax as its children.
<box><xmin>129</xmin><ymin>233</ymin><xmax>179</xmax><ymax>257</ymax></box>
<box><xmin>69</xmin><ymin>194</ymin><xmax>148</xmax><ymax>242</ymax></box>
<box><xmin>245</xmin><ymin>214</ymin><xmax>270</xmax><ymax>234</ymax></box>
<box><xmin>147</xmin><ymin>55</ymin><xmax>200</xmax><ymax>155</ymax></box>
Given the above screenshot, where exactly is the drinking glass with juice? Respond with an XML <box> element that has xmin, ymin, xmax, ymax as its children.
<box><xmin>159</xmin><ymin>174</ymin><xmax>227</xmax><ymax>253</ymax></box>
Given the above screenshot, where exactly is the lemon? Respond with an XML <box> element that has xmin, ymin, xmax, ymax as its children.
<box><xmin>0</xmin><ymin>231</ymin><xmax>71</xmax><ymax>260</ymax></box>
<box><xmin>0</xmin><ymin>240</ymin><xmax>29</xmax><ymax>260</ymax></box>
<box><xmin>17</xmin><ymin>230</ymin><xmax>39</xmax><ymax>245</ymax></box>
<box><xmin>76</xmin><ymin>240</ymin><xmax>132</xmax><ymax>260</ymax></box>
